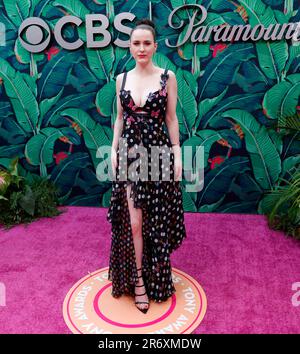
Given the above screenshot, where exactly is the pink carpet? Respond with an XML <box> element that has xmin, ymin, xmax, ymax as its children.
<box><xmin>0</xmin><ymin>206</ymin><xmax>299</xmax><ymax>334</ymax></box>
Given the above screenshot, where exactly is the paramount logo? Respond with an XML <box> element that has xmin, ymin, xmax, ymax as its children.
<box><xmin>176</xmin><ymin>5</ymin><xmax>300</xmax><ymax>46</ymax></box>
<box><xmin>0</xmin><ymin>4</ymin><xmax>299</xmax><ymax>52</ymax></box>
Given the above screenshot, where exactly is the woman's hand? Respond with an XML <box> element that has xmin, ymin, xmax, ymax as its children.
<box><xmin>111</xmin><ymin>147</ymin><xmax>118</xmax><ymax>178</ymax></box>
<box><xmin>173</xmin><ymin>147</ymin><xmax>182</xmax><ymax>181</ymax></box>
<box><xmin>174</xmin><ymin>156</ymin><xmax>182</xmax><ymax>181</ymax></box>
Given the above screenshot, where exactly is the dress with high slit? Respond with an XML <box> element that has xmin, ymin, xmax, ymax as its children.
<box><xmin>107</xmin><ymin>68</ymin><xmax>187</xmax><ymax>302</ymax></box>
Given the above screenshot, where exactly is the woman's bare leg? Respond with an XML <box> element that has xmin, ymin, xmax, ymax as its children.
<box><xmin>126</xmin><ymin>183</ymin><xmax>149</xmax><ymax>310</ymax></box>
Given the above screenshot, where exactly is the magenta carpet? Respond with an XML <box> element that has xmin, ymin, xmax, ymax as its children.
<box><xmin>0</xmin><ymin>206</ymin><xmax>299</xmax><ymax>334</ymax></box>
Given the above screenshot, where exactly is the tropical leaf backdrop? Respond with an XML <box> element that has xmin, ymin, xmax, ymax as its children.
<box><xmin>0</xmin><ymin>0</ymin><xmax>299</xmax><ymax>213</ymax></box>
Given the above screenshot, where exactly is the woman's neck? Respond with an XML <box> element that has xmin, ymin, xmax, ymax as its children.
<box><xmin>133</xmin><ymin>62</ymin><xmax>157</xmax><ymax>76</ymax></box>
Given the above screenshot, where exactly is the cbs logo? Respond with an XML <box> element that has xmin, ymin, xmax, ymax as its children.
<box><xmin>18</xmin><ymin>13</ymin><xmax>135</xmax><ymax>53</ymax></box>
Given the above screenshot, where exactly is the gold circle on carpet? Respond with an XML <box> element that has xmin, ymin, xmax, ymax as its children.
<box><xmin>63</xmin><ymin>267</ymin><xmax>207</xmax><ymax>334</ymax></box>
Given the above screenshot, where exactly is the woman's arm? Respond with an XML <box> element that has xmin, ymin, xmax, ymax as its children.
<box><xmin>165</xmin><ymin>70</ymin><xmax>182</xmax><ymax>181</ymax></box>
<box><xmin>111</xmin><ymin>74</ymin><xmax>124</xmax><ymax>152</ymax></box>
<box><xmin>165</xmin><ymin>70</ymin><xmax>181</xmax><ymax>159</ymax></box>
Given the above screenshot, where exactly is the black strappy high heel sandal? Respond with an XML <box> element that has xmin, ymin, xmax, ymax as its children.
<box><xmin>134</xmin><ymin>267</ymin><xmax>149</xmax><ymax>314</ymax></box>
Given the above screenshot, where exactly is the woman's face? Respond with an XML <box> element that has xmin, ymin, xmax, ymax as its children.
<box><xmin>129</xmin><ymin>28</ymin><xmax>157</xmax><ymax>63</ymax></box>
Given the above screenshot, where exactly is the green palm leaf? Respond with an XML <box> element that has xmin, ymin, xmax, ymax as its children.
<box><xmin>197</xmin><ymin>156</ymin><xmax>251</xmax><ymax>206</ymax></box>
<box><xmin>285</xmin><ymin>45</ymin><xmax>300</xmax><ymax>74</ymax></box>
<box><xmin>60</xmin><ymin>108</ymin><xmax>112</xmax><ymax>175</ymax></box>
<box><xmin>196</xmin><ymin>88</ymin><xmax>228</xmax><ymax>130</ymax></box>
<box><xmin>176</xmin><ymin>67</ymin><xmax>198</xmax><ymax>138</ymax></box>
<box><xmin>198</xmin><ymin>195</ymin><xmax>226</xmax><ymax>213</ymax></box>
<box><xmin>263</xmin><ymin>74</ymin><xmax>300</xmax><ymax>119</ymax></box>
<box><xmin>278</xmin><ymin>113</ymin><xmax>300</xmax><ymax>131</ymax></box>
<box><xmin>177</xmin><ymin>11</ymin><xmax>223</xmax><ymax>77</ymax></box>
<box><xmin>239</xmin><ymin>0</ymin><xmax>288</xmax><ymax>81</ymax></box>
<box><xmin>203</xmin><ymin>93</ymin><xmax>264</xmax><ymax>129</ymax></box>
<box><xmin>53</xmin><ymin>0</ymin><xmax>89</xmax><ymax>19</ymax></box>
<box><xmin>14</xmin><ymin>38</ymin><xmax>44</xmax><ymax>78</ymax></box>
<box><xmin>221</xmin><ymin>109</ymin><xmax>281</xmax><ymax>189</ymax></box>
<box><xmin>29</xmin><ymin>0</ymin><xmax>42</xmax><ymax>16</ymax></box>
<box><xmin>284</xmin><ymin>0</ymin><xmax>294</xmax><ymax>19</ymax></box>
<box><xmin>96</xmin><ymin>81</ymin><xmax>116</xmax><ymax>117</ymax></box>
<box><xmin>0</xmin><ymin>58</ymin><xmax>39</xmax><ymax>134</ymax></box>
<box><xmin>3</xmin><ymin>0</ymin><xmax>30</xmax><ymax>26</ymax></box>
<box><xmin>25</xmin><ymin>127</ymin><xmax>64</xmax><ymax>176</ymax></box>
<box><xmin>85</xmin><ymin>46</ymin><xmax>115</xmax><ymax>82</ymax></box>
<box><xmin>182</xmin><ymin>130</ymin><xmax>223</xmax><ymax>171</ymax></box>
<box><xmin>39</xmin><ymin>88</ymin><xmax>64</xmax><ymax>120</ymax></box>
<box><xmin>49</xmin><ymin>152</ymin><xmax>91</xmax><ymax>203</ymax></box>
<box><xmin>182</xmin><ymin>188</ymin><xmax>197</xmax><ymax>212</ymax></box>
<box><xmin>199</xmin><ymin>44</ymin><xmax>254</xmax><ymax>101</ymax></box>
<box><xmin>37</xmin><ymin>52</ymin><xmax>80</xmax><ymax>101</ymax></box>
<box><xmin>281</xmin><ymin>156</ymin><xmax>300</xmax><ymax>179</ymax></box>
<box><xmin>43</xmin><ymin>93</ymin><xmax>93</xmax><ymax>127</ymax></box>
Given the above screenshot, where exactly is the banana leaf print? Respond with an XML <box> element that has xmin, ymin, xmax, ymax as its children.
<box><xmin>263</xmin><ymin>73</ymin><xmax>300</xmax><ymax>119</ymax></box>
<box><xmin>201</xmin><ymin>92</ymin><xmax>265</xmax><ymax>129</ymax></box>
<box><xmin>49</xmin><ymin>152</ymin><xmax>92</xmax><ymax>204</ymax></box>
<box><xmin>60</xmin><ymin>108</ymin><xmax>112</xmax><ymax>177</ymax></box>
<box><xmin>37</xmin><ymin>51</ymin><xmax>81</xmax><ymax>101</ymax></box>
<box><xmin>96</xmin><ymin>81</ymin><xmax>117</xmax><ymax>117</ymax></box>
<box><xmin>221</xmin><ymin>109</ymin><xmax>281</xmax><ymax>189</ymax></box>
<box><xmin>197</xmin><ymin>156</ymin><xmax>251</xmax><ymax>209</ymax></box>
<box><xmin>211</xmin><ymin>0</ymin><xmax>236</xmax><ymax>12</ymax></box>
<box><xmin>182</xmin><ymin>130</ymin><xmax>226</xmax><ymax>170</ymax></box>
<box><xmin>231</xmin><ymin>173</ymin><xmax>263</xmax><ymax>202</ymax></box>
<box><xmin>1</xmin><ymin>117</ymin><xmax>27</xmax><ymax>144</ymax></box>
<box><xmin>285</xmin><ymin>44</ymin><xmax>300</xmax><ymax>74</ymax></box>
<box><xmin>176</xmin><ymin>67</ymin><xmax>198</xmax><ymax>138</ymax></box>
<box><xmin>238</xmin><ymin>0</ymin><xmax>289</xmax><ymax>82</ymax></box>
<box><xmin>0</xmin><ymin>58</ymin><xmax>39</xmax><ymax>134</ymax></box>
<box><xmin>176</xmin><ymin>7</ymin><xmax>227</xmax><ymax>78</ymax></box>
<box><xmin>25</xmin><ymin>127</ymin><xmax>64</xmax><ymax>177</ymax></box>
<box><xmin>199</xmin><ymin>43</ymin><xmax>255</xmax><ymax>101</ymax></box>
<box><xmin>0</xmin><ymin>102</ymin><xmax>13</xmax><ymax>118</ymax></box>
<box><xmin>2</xmin><ymin>0</ymin><xmax>30</xmax><ymax>27</ymax></box>
<box><xmin>235</xmin><ymin>61</ymin><xmax>270</xmax><ymax>93</ymax></box>
<box><xmin>85</xmin><ymin>45</ymin><xmax>115</xmax><ymax>82</ymax></box>
<box><xmin>281</xmin><ymin>155</ymin><xmax>300</xmax><ymax>179</ymax></box>
<box><xmin>53</xmin><ymin>0</ymin><xmax>90</xmax><ymax>19</ymax></box>
<box><xmin>0</xmin><ymin>0</ymin><xmax>299</xmax><ymax>212</ymax></box>
<box><xmin>42</xmin><ymin>92</ymin><xmax>94</xmax><ymax>127</ymax></box>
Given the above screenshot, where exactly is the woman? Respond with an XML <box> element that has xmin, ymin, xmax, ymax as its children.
<box><xmin>107</xmin><ymin>18</ymin><xmax>187</xmax><ymax>314</ymax></box>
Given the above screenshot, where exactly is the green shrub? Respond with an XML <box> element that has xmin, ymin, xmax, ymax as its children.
<box><xmin>0</xmin><ymin>158</ymin><xmax>65</xmax><ymax>229</ymax></box>
<box><xmin>261</xmin><ymin>112</ymin><xmax>300</xmax><ymax>239</ymax></box>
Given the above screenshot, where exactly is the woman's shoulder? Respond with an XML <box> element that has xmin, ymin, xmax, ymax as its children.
<box><xmin>157</xmin><ymin>67</ymin><xmax>175</xmax><ymax>80</ymax></box>
<box><xmin>116</xmin><ymin>72</ymin><xmax>125</xmax><ymax>81</ymax></box>
<box><xmin>155</xmin><ymin>66</ymin><xmax>168</xmax><ymax>73</ymax></box>
<box><xmin>116</xmin><ymin>72</ymin><xmax>127</xmax><ymax>89</ymax></box>
<box><xmin>164</xmin><ymin>68</ymin><xmax>175</xmax><ymax>78</ymax></box>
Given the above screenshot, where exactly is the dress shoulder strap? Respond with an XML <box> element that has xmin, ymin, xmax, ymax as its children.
<box><xmin>120</xmin><ymin>71</ymin><xmax>127</xmax><ymax>91</ymax></box>
<box><xmin>160</xmin><ymin>68</ymin><xmax>169</xmax><ymax>89</ymax></box>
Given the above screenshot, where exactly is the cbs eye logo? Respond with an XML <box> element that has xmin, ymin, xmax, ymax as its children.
<box><xmin>19</xmin><ymin>17</ymin><xmax>51</xmax><ymax>53</ymax></box>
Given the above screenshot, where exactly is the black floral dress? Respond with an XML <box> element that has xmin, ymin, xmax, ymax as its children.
<box><xmin>107</xmin><ymin>68</ymin><xmax>187</xmax><ymax>303</ymax></box>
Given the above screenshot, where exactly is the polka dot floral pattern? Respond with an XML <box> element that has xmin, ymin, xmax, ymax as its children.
<box><xmin>107</xmin><ymin>68</ymin><xmax>187</xmax><ymax>303</ymax></box>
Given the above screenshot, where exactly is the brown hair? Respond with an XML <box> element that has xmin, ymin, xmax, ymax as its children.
<box><xmin>130</xmin><ymin>18</ymin><xmax>156</xmax><ymax>42</ymax></box>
